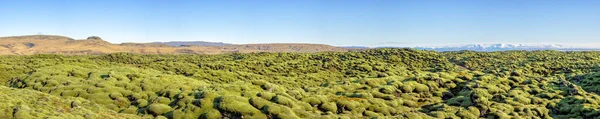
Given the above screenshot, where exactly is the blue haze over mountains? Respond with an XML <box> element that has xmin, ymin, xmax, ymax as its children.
<box><xmin>397</xmin><ymin>44</ymin><xmax>600</xmax><ymax>52</ymax></box>
<box><xmin>153</xmin><ymin>40</ymin><xmax>600</xmax><ymax>52</ymax></box>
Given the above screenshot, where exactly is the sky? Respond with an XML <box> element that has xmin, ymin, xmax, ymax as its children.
<box><xmin>1</xmin><ymin>0</ymin><xmax>599</xmax><ymax>47</ymax></box>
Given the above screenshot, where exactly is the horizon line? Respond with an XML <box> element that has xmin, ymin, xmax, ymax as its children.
<box><xmin>2</xmin><ymin>34</ymin><xmax>600</xmax><ymax>48</ymax></box>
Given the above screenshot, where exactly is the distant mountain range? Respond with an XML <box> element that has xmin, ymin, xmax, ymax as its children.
<box><xmin>0</xmin><ymin>35</ymin><xmax>347</xmax><ymax>55</ymax></box>
<box><xmin>153</xmin><ymin>41</ymin><xmax>232</xmax><ymax>47</ymax></box>
<box><xmin>3</xmin><ymin>35</ymin><xmax>600</xmax><ymax>55</ymax></box>
<box><xmin>376</xmin><ymin>43</ymin><xmax>600</xmax><ymax>52</ymax></box>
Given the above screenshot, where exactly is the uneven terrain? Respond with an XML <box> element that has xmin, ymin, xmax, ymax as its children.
<box><xmin>1</xmin><ymin>49</ymin><xmax>600</xmax><ymax>118</ymax></box>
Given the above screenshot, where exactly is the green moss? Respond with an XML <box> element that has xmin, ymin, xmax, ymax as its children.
<box><xmin>250</xmin><ymin>97</ymin><xmax>271</xmax><ymax>109</ymax></box>
<box><xmin>85</xmin><ymin>87</ymin><xmax>102</xmax><ymax>94</ymax></box>
<box><xmin>177</xmin><ymin>96</ymin><xmax>194</xmax><ymax>107</ymax></box>
<box><xmin>513</xmin><ymin>95</ymin><xmax>531</xmax><ymax>104</ymax></box>
<box><xmin>403</xmin><ymin>100</ymin><xmax>419</xmax><ymax>108</ymax></box>
<box><xmin>60</xmin><ymin>90</ymin><xmax>78</xmax><ymax>97</ymax></box>
<box><xmin>130</xmin><ymin>93</ymin><xmax>143</xmax><ymax>100</ymax></box>
<box><xmin>365</xmin><ymin>79</ymin><xmax>383</xmax><ymax>87</ymax></box>
<box><xmin>121</xmin><ymin>106</ymin><xmax>138</xmax><ymax>114</ymax></box>
<box><xmin>136</xmin><ymin>99</ymin><xmax>149</xmax><ymax>107</ymax></box>
<box><xmin>364</xmin><ymin>110</ymin><xmax>380</xmax><ymax>117</ymax></box>
<box><xmin>44</xmin><ymin>80</ymin><xmax>59</xmax><ymax>87</ymax></box>
<box><xmin>400</xmin><ymin>85</ymin><xmax>414</xmax><ymax>93</ymax></box>
<box><xmin>148</xmin><ymin>103</ymin><xmax>173</xmax><ymax>115</ymax></box>
<box><xmin>336</xmin><ymin>99</ymin><xmax>361</xmax><ymax>111</ymax></box>
<box><xmin>261</xmin><ymin>104</ymin><xmax>298</xmax><ymax>118</ymax></box>
<box><xmin>320</xmin><ymin>102</ymin><xmax>338</xmax><ymax>112</ymax></box>
<box><xmin>457</xmin><ymin>108</ymin><xmax>477</xmax><ymax>119</ymax></box>
<box><xmin>200</xmin><ymin>109</ymin><xmax>222</xmax><ymax>119</ymax></box>
<box><xmin>5</xmin><ymin>48</ymin><xmax>600</xmax><ymax>119</ymax></box>
<box><xmin>87</xmin><ymin>93</ymin><xmax>113</xmax><ymax>105</ymax></box>
<box><xmin>153</xmin><ymin>97</ymin><xmax>171</xmax><ymax>105</ymax></box>
<box><xmin>467</xmin><ymin>107</ymin><xmax>480</xmax><ymax>117</ymax></box>
<box><xmin>0</xmin><ymin>86</ymin><xmax>140</xmax><ymax>118</ymax></box>
<box><xmin>169</xmin><ymin>109</ymin><xmax>185</xmax><ymax>119</ymax></box>
<box><xmin>155</xmin><ymin>116</ymin><xmax>168</xmax><ymax>119</ymax></box>
<box><xmin>257</xmin><ymin>92</ymin><xmax>276</xmax><ymax>100</ymax></box>
<box><xmin>215</xmin><ymin>96</ymin><xmax>266</xmax><ymax>118</ymax></box>
<box><xmin>115</xmin><ymin>97</ymin><xmax>131</xmax><ymax>108</ymax></box>
<box><xmin>109</xmin><ymin>92</ymin><xmax>124</xmax><ymax>99</ymax></box>
<box><xmin>272</xmin><ymin>95</ymin><xmax>296</xmax><ymax>108</ymax></box>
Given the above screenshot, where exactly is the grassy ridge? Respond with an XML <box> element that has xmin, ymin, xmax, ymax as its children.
<box><xmin>2</xmin><ymin>48</ymin><xmax>600</xmax><ymax>118</ymax></box>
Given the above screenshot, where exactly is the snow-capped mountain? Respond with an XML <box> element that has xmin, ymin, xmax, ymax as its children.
<box><xmin>410</xmin><ymin>43</ymin><xmax>600</xmax><ymax>52</ymax></box>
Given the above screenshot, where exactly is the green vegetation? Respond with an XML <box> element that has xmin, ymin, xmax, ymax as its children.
<box><xmin>2</xmin><ymin>49</ymin><xmax>600</xmax><ymax>118</ymax></box>
<box><xmin>0</xmin><ymin>86</ymin><xmax>140</xmax><ymax>119</ymax></box>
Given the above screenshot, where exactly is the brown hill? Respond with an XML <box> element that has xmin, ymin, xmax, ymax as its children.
<box><xmin>0</xmin><ymin>35</ymin><xmax>349</xmax><ymax>55</ymax></box>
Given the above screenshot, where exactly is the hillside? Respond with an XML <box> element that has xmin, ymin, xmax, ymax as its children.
<box><xmin>0</xmin><ymin>35</ymin><xmax>348</xmax><ymax>55</ymax></box>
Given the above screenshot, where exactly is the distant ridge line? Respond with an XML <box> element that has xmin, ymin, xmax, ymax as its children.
<box><xmin>0</xmin><ymin>35</ymin><xmax>348</xmax><ymax>55</ymax></box>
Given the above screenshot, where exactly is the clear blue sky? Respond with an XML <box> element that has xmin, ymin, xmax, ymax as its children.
<box><xmin>1</xmin><ymin>0</ymin><xmax>599</xmax><ymax>46</ymax></box>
